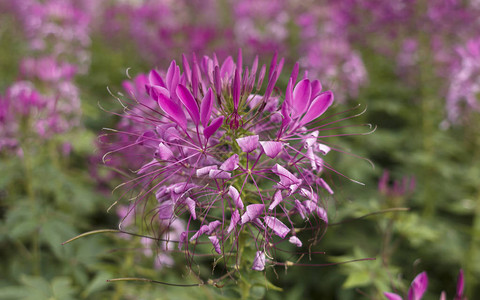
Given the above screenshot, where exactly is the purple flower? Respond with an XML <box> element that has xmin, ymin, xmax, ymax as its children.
<box><xmin>106</xmin><ymin>51</ymin><xmax>342</xmax><ymax>274</ymax></box>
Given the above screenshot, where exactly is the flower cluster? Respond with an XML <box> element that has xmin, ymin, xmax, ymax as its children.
<box><xmin>101</xmin><ymin>0</ymin><xmax>232</xmax><ymax>64</ymax></box>
<box><xmin>335</xmin><ymin>0</ymin><xmax>480</xmax><ymax>123</ymax></box>
<box><xmin>0</xmin><ymin>0</ymin><xmax>93</xmax><ymax>154</ymax></box>
<box><xmin>107</xmin><ymin>51</ymin><xmax>339</xmax><ymax>272</ymax></box>
<box><xmin>100</xmin><ymin>0</ymin><xmax>367</xmax><ymax>102</ymax></box>
<box><xmin>10</xmin><ymin>0</ymin><xmax>93</xmax><ymax>70</ymax></box>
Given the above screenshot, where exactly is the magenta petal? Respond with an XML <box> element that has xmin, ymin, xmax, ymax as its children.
<box><xmin>178</xmin><ymin>232</ymin><xmax>187</xmax><ymax>250</ymax></box>
<box><xmin>176</xmin><ymin>84</ymin><xmax>200</xmax><ymax>126</ymax></box>
<box><xmin>311</xmin><ymin>79</ymin><xmax>322</xmax><ymax>98</ymax></box>
<box><xmin>228</xmin><ymin>186</ymin><xmax>244</xmax><ymax>210</ymax></box>
<box><xmin>156</xmin><ymin>93</ymin><xmax>187</xmax><ymax>130</ymax></box>
<box><xmin>300</xmin><ymin>91</ymin><xmax>334</xmax><ymax>126</ymax></box>
<box><xmin>252</xmin><ymin>251</ymin><xmax>266</xmax><ymax>271</ymax></box>
<box><xmin>182</xmin><ymin>54</ymin><xmax>191</xmax><ymax>82</ymax></box>
<box><xmin>227</xmin><ymin>210</ymin><xmax>240</xmax><ymax>234</ymax></box>
<box><xmin>292</xmin><ymin>79</ymin><xmax>311</xmax><ymax>119</ymax></box>
<box><xmin>240</xmin><ymin>204</ymin><xmax>264</xmax><ymax>224</ymax></box>
<box><xmin>264</xmin><ymin>216</ymin><xmax>290</xmax><ymax>238</ymax></box>
<box><xmin>196</xmin><ymin>165</ymin><xmax>218</xmax><ymax>176</ymax></box>
<box><xmin>207</xmin><ymin>220</ymin><xmax>221</xmax><ymax>233</ymax></box>
<box><xmin>209</xmin><ymin>169</ymin><xmax>231</xmax><ymax>179</ymax></box>
<box><xmin>148</xmin><ymin>69</ymin><xmax>165</xmax><ymax>87</ymax></box>
<box><xmin>204</xmin><ymin>116</ymin><xmax>224</xmax><ymax>140</ymax></box>
<box><xmin>185</xmin><ymin>197</ymin><xmax>196</xmax><ymax>220</ymax></box>
<box><xmin>268</xmin><ymin>190</ymin><xmax>283</xmax><ymax>210</ymax></box>
<box><xmin>166</xmin><ymin>60</ymin><xmax>180</xmax><ymax>92</ymax></box>
<box><xmin>281</xmin><ymin>80</ymin><xmax>292</xmax><ymax>127</ymax></box>
<box><xmin>260</xmin><ymin>141</ymin><xmax>283</xmax><ymax>158</ymax></box>
<box><xmin>233</xmin><ymin>69</ymin><xmax>241</xmax><ymax>109</ymax></box>
<box><xmin>220</xmin><ymin>154</ymin><xmax>239</xmax><ymax>171</ymax></box>
<box><xmin>456</xmin><ymin>269</ymin><xmax>464</xmax><ymax>299</ymax></box>
<box><xmin>200</xmin><ymin>88</ymin><xmax>214</xmax><ymax>128</ymax></box>
<box><xmin>318</xmin><ymin>178</ymin><xmax>334</xmax><ymax>195</ymax></box>
<box><xmin>208</xmin><ymin>236</ymin><xmax>221</xmax><ymax>254</ymax></box>
<box><xmin>157</xmin><ymin>201</ymin><xmax>174</xmax><ymax>219</ymax></box>
<box><xmin>273</xmin><ymin>164</ymin><xmax>302</xmax><ymax>194</ymax></box>
<box><xmin>220</xmin><ymin>56</ymin><xmax>234</xmax><ymax>78</ymax></box>
<box><xmin>155</xmin><ymin>143</ymin><xmax>174</xmax><ymax>160</ymax></box>
<box><xmin>289</xmin><ymin>236</ymin><xmax>302</xmax><ymax>247</ymax></box>
<box><xmin>190</xmin><ymin>220</ymin><xmax>221</xmax><ymax>241</ymax></box>
<box><xmin>408</xmin><ymin>272</ymin><xmax>428</xmax><ymax>300</ymax></box>
<box><xmin>294</xmin><ymin>200</ymin><xmax>307</xmax><ymax>219</ymax></box>
<box><xmin>384</xmin><ymin>293</ymin><xmax>403</xmax><ymax>300</ymax></box>
<box><xmin>190</xmin><ymin>225</ymin><xmax>208</xmax><ymax>240</ymax></box>
<box><xmin>236</xmin><ymin>135</ymin><xmax>259</xmax><ymax>153</ymax></box>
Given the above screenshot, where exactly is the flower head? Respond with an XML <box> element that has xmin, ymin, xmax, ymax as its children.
<box><xmin>107</xmin><ymin>50</ymin><xmax>342</xmax><ymax>274</ymax></box>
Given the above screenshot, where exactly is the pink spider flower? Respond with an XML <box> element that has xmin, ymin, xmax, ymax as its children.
<box><xmin>106</xmin><ymin>50</ymin><xmax>359</xmax><ymax>274</ymax></box>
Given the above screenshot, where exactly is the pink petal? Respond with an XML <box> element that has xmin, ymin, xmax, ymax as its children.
<box><xmin>220</xmin><ymin>154</ymin><xmax>239</xmax><ymax>171</ymax></box>
<box><xmin>227</xmin><ymin>210</ymin><xmax>240</xmax><ymax>234</ymax></box>
<box><xmin>289</xmin><ymin>236</ymin><xmax>302</xmax><ymax>247</ymax></box>
<box><xmin>196</xmin><ymin>165</ymin><xmax>218</xmax><ymax>176</ymax></box>
<box><xmin>148</xmin><ymin>69</ymin><xmax>165</xmax><ymax>87</ymax></box>
<box><xmin>220</xmin><ymin>56</ymin><xmax>234</xmax><ymax>78</ymax></box>
<box><xmin>157</xmin><ymin>200</ymin><xmax>174</xmax><ymax>220</ymax></box>
<box><xmin>190</xmin><ymin>220</ymin><xmax>221</xmax><ymax>241</ymax></box>
<box><xmin>156</xmin><ymin>92</ymin><xmax>187</xmax><ymax>130</ymax></box>
<box><xmin>181</xmin><ymin>54</ymin><xmax>191</xmax><ymax>82</ymax></box>
<box><xmin>155</xmin><ymin>143</ymin><xmax>174</xmax><ymax>160</ymax></box>
<box><xmin>264</xmin><ymin>216</ymin><xmax>290</xmax><ymax>239</ymax></box>
<box><xmin>300</xmin><ymin>188</ymin><xmax>318</xmax><ymax>203</ymax></box>
<box><xmin>294</xmin><ymin>200</ymin><xmax>307</xmax><ymax>219</ymax></box>
<box><xmin>166</xmin><ymin>60</ymin><xmax>180</xmax><ymax>92</ymax></box>
<box><xmin>185</xmin><ymin>197</ymin><xmax>196</xmax><ymax>220</ymax></box>
<box><xmin>233</xmin><ymin>69</ymin><xmax>241</xmax><ymax>109</ymax></box>
<box><xmin>178</xmin><ymin>232</ymin><xmax>187</xmax><ymax>250</ymax></box>
<box><xmin>268</xmin><ymin>190</ymin><xmax>283</xmax><ymax>211</ymax></box>
<box><xmin>311</xmin><ymin>79</ymin><xmax>322</xmax><ymax>98</ymax></box>
<box><xmin>440</xmin><ymin>291</ymin><xmax>446</xmax><ymax>300</ymax></box>
<box><xmin>200</xmin><ymin>88</ymin><xmax>214</xmax><ymax>128</ymax></box>
<box><xmin>228</xmin><ymin>186</ymin><xmax>244</xmax><ymax>210</ymax></box>
<box><xmin>136</xmin><ymin>130</ymin><xmax>158</xmax><ymax>148</ymax></box>
<box><xmin>318</xmin><ymin>178</ymin><xmax>334</xmax><ymax>195</ymax></box>
<box><xmin>300</xmin><ymin>91</ymin><xmax>333</xmax><ymax>126</ymax></box>
<box><xmin>384</xmin><ymin>293</ymin><xmax>403</xmax><ymax>300</ymax></box>
<box><xmin>204</xmin><ymin>116</ymin><xmax>224</xmax><ymax>140</ymax></box>
<box><xmin>260</xmin><ymin>141</ymin><xmax>283</xmax><ymax>158</ymax></box>
<box><xmin>240</xmin><ymin>204</ymin><xmax>264</xmax><ymax>224</ymax></box>
<box><xmin>273</xmin><ymin>164</ymin><xmax>302</xmax><ymax>194</ymax></box>
<box><xmin>290</xmin><ymin>63</ymin><xmax>299</xmax><ymax>85</ymax></box>
<box><xmin>456</xmin><ymin>269</ymin><xmax>464</xmax><ymax>299</ymax></box>
<box><xmin>208</xmin><ymin>236</ymin><xmax>221</xmax><ymax>254</ymax></box>
<box><xmin>176</xmin><ymin>84</ymin><xmax>200</xmax><ymax>126</ymax></box>
<box><xmin>408</xmin><ymin>272</ymin><xmax>428</xmax><ymax>300</ymax></box>
<box><xmin>236</xmin><ymin>135</ymin><xmax>259</xmax><ymax>153</ymax></box>
<box><xmin>252</xmin><ymin>251</ymin><xmax>266</xmax><ymax>271</ymax></box>
<box><xmin>316</xmin><ymin>143</ymin><xmax>331</xmax><ymax>155</ymax></box>
<box><xmin>291</xmin><ymin>79</ymin><xmax>311</xmax><ymax>119</ymax></box>
<box><xmin>209</xmin><ymin>169</ymin><xmax>231</xmax><ymax>179</ymax></box>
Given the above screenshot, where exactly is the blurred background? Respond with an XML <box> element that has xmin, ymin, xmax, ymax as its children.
<box><xmin>0</xmin><ymin>0</ymin><xmax>479</xmax><ymax>299</ymax></box>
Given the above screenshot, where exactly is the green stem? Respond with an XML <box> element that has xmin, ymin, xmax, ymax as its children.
<box><xmin>21</xmin><ymin>138</ymin><xmax>41</xmax><ymax>276</ymax></box>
